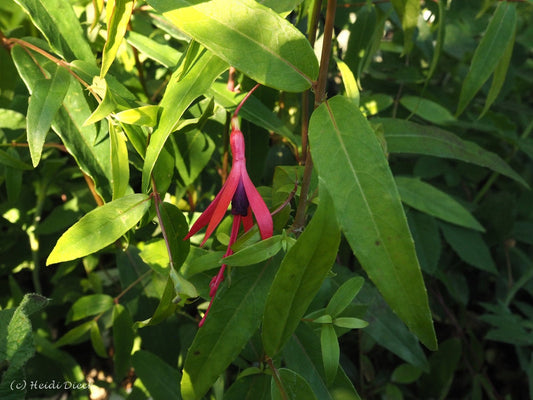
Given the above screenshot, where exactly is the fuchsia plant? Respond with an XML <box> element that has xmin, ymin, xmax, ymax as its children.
<box><xmin>184</xmin><ymin>85</ymin><xmax>273</xmax><ymax>326</ymax></box>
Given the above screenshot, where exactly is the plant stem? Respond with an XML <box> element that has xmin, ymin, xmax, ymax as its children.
<box><xmin>266</xmin><ymin>356</ymin><xmax>288</xmax><ymax>400</ymax></box>
<box><xmin>293</xmin><ymin>0</ymin><xmax>337</xmax><ymax>233</ymax></box>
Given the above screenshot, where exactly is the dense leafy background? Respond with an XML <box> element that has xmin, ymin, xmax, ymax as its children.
<box><xmin>1</xmin><ymin>0</ymin><xmax>533</xmax><ymax>399</ymax></box>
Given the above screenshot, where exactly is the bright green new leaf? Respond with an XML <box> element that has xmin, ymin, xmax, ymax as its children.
<box><xmin>333</xmin><ymin>317</ymin><xmax>368</xmax><ymax>329</ymax></box>
<box><xmin>26</xmin><ymin>66</ymin><xmax>70</xmax><ymax>166</ymax></box>
<box><xmin>326</xmin><ymin>276</ymin><xmax>365</xmax><ymax>318</ymax></box>
<box><xmin>181</xmin><ymin>258</ymin><xmax>279</xmax><ymax>400</ymax></box>
<box><xmin>395</xmin><ymin>176</ymin><xmax>484</xmax><ymax>231</ymax></box>
<box><xmin>376</xmin><ymin>118</ymin><xmax>527</xmax><ymax>187</ymax></box>
<box><xmin>101</xmin><ymin>0</ymin><xmax>135</xmax><ymax>78</ymax></box>
<box><xmin>262</xmin><ymin>185</ymin><xmax>341</xmax><ymax>356</ymax></box>
<box><xmin>0</xmin><ymin>109</ymin><xmax>25</xmax><ymax>130</ymax></box>
<box><xmin>125</xmin><ymin>30</ymin><xmax>182</xmax><ymax>68</ymax></box>
<box><xmin>456</xmin><ymin>2</ymin><xmax>516</xmax><ymax>116</ymax></box>
<box><xmin>115</xmin><ymin>105</ymin><xmax>160</xmax><ymax>127</ymax></box>
<box><xmin>309</xmin><ymin>96</ymin><xmax>437</xmax><ymax>350</ymax></box>
<box><xmin>271</xmin><ymin>368</ymin><xmax>318</xmax><ymax>400</ymax></box>
<box><xmin>132</xmin><ymin>350</ymin><xmax>181</xmax><ymax>400</ymax></box>
<box><xmin>335</xmin><ymin>57</ymin><xmax>360</xmax><ymax>107</ymax></box>
<box><xmin>223</xmin><ymin>235</ymin><xmax>283</xmax><ymax>266</ymax></box>
<box><xmin>113</xmin><ymin>304</ymin><xmax>134</xmax><ymax>379</ymax></box>
<box><xmin>391</xmin><ymin>0</ymin><xmax>420</xmax><ymax>53</ymax></box>
<box><xmin>142</xmin><ymin>44</ymin><xmax>228</xmax><ymax>191</ymax></box>
<box><xmin>321</xmin><ymin>324</ymin><xmax>340</xmax><ymax>385</ymax></box>
<box><xmin>109</xmin><ymin>121</ymin><xmax>130</xmax><ymax>200</ymax></box>
<box><xmin>12</xmin><ymin>46</ymin><xmax>113</xmax><ymax>200</ymax></box>
<box><xmin>146</xmin><ymin>0</ymin><xmax>318</xmax><ymax>92</ymax></box>
<box><xmin>400</xmin><ymin>96</ymin><xmax>456</xmax><ymax>125</ymax></box>
<box><xmin>67</xmin><ymin>294</ymin><xmax>114</xmax><ymax>323</ymax></box>
<box><xmin>13</xmin><ymin>0</ymin><xmax>94</xmax><ymax>62</ymax></box>
<box><xmin>47</xmin><ymin>194</ymin><xmax>151</xmax><ymax>265</ymax></box>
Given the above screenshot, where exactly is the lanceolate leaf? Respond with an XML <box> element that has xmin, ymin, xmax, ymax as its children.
<box><xmin>142</xmin><ymin>43</ymin><xmax>228</xmax><ymax>191</ymax></box>
<box><xmin>109</xmin><ymin>121</ymin><xmax>130</xmax><ymax>200</ymax></box>
<box><xmin>375</xmin><ymin>118</ymin><xmax>527</xmax><ymax>187</ymax></box>
<box><xmin>12</xmin><ymin>45</ymin><xmax>113</xmax><ymax>200</ymax></box>
<box><xmin>395</xmin><ymin>176</ymin><xmax>484</xmax><ymax>232</ymax></box>
<box><xmin>181</xmin><ymin>257</ymin><xmax>280</xmax><ymax>400</ymax></box>
<box><xmin>13</xmin><ymin>0</ymin><xmax>94</xmax><ymax>62</ymax></box>
<box><xmin>145</xmin><ymin>0</ymin><xmax>318</xmax><ymax>92</ymax></box>
<box><xmin>100</xmin><ymin>0</ymin><xmax>135</xmax><ymax>78</ymax></box>
<box><xmin>26</xmin><ymin>66</ymin><xmax>70</xmax><ymax>167</ymax></box>
<box><xmin>132</xmin><ymin>350</ymin><xmax>181</xmax><ymax>400</ymax></box>
<box><xmin>271</xmin><ymin>369</ymin><xmax>318</xmax><ymax>400</ymax></box>
<box><xmin>391</xmin><ymin>0</ymin><xmax>420</xmax><ymax>53</ymax></box>
<box><xmin>456</xmin><ymin>2</ymin><xmax>516</xmax><ymax>116</ymax></box>
<box><xmin>309</xmin><ymin>96</ymin><xmax>437</xmax><ymax>350</ymax></box>
<box><xmin>47</xmin><ymin>194</ymin><xmax>151</xmax><ymax>265</ymax></box>
<box><xmin>262</xmin><ymin>185</ymin><xmax>341</xmax><ymax>356</ymax></box>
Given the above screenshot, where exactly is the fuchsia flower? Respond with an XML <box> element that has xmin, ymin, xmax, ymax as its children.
<box><xmin>185</xmin><ymin>113</ymin><xmax>273</xmax><ymax>327</ymax></box>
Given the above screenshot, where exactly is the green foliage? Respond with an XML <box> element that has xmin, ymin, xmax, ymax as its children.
<box><xmin>1</xmin><ymin>0</ymin><xmax>532</xmax><ymax>399</ymax></box>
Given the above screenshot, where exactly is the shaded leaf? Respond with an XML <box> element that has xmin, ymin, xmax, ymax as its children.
<box><xmin>113</xmin><ymin>304</ymin><xmax>134</xmax><ymax>379</ymax></box>
<box><xmin>309</xmin><ymin>96</ymin><xmax>436</xmax><ymax>350</ymax></box>
<box><xmin>67</xmin><ymin>294</ymin><xmax>114</xmax><ymax>322</ymax></box>
<box><xmin>400</xmin><ymin>96</ymin><xmax>455</xmax><ymax>125</ymax></box>
<box><xmin>132</xmin><ymin>350</ymin><xmax>181</xmax><ymax>400</ymax></box>
<box><xmin>395</xmin><ymin>176</ymin><xmax>484</xmax><ymax>231</ymax></box>
<box><xmin>262</xmin><ymin>185</ymin><xmax>340</xmax><ymax>356</ymax></box>
<box><xmin>271</xmin><ymin>368</ymin><xmax>318</xmax><ymax>400</ymax></box>
<box><xmin>376</xmin><ymin>118</ymin><xmax>527</xmax><ymax>187</ymax></box>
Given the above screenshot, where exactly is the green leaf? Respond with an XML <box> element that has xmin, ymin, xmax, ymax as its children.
<box><xmin>334</xmin><ymin>58</ymin><xmax>359</xmax><ymax>107</ymax></box>
<box><xmin>181</xmin><ymin>257</ymin><xmax>279</xmax><ymax>400</ymax></box>
<box><xmin>391</xmin><ymin>363</ymin><xmax>422</xmax><ymax>384</ymax></box>
<box><xmin>224</xmin><ymin>373</ymin><xmax>271</xmax><ymax>400</ymax></box>
<box><xmin>376</xmin><ymin>118</ymin><xmax>527</xmax><ymax>187</ymax></box>
<box><xmin>223</xmin><ymin>235</ymin><xmax>283</xmax><ymax>266</ymax></box>
<box><xmin>456</xmin><ymin>2</ymin><xmax>516</xmax><ymax>116</ymax></box>
<box><xmin>400</xmin><ymin>96</ymin><xmax>455</xmax><ymax>125</ymax></box>
<box><xmin>262</xmin><ymin>185</ymin><xmax>341</xmax><ymax>356</ymax></box>
<box><xmin>0</xmin><ymin>109</ymin><xmax>25</xmax><ymax>130</ymax></box>
<box><xmin>101</xmin><ymin>0</ymin><xmax>135</xmax><ymax>78</ymax></box>
<box><xmin>54</xmin><ymin>320</ymin><xmax>94</xmax><ymax>347</ymax></box>
<box><xmin>406</xmin><ymin>210</ymin><xmax>441</xmax><ymax>274</ymax></box>
<box><xmin>326</xmin><ymin>276</ymin><xmax>365</xmax><ymax>317</ymax></box>
<box><xmin>132</xmin><ymin>350</ymin><xmax>181</xmax><ymax>400</ymax></box>
<box><xmin>358</xmin><ymin>285</ymin><xmax>429</xmax><ymax>371</ymax></box>
<box><xmin>125</xmin><ymin>30</ymin><xmax>182</xmax><ymax>68</ymax></box>
<box><xmin>13</xmin><ymin>0</ymin><xmax>94</xmax><ymax>62</ymax></box>
<box><xmin>391</xmin><ymin>0</ymin><xmax>420</xmax><ymax>53</ymax></box>
<box><xmin>395</xmin><ymin>176</ymin><xmax>484</xmax><ymax>231</ymax></box>
<box><xmin>113</xmin><ymin>304</ymin><xmax>134</xmax><ymax>379</ymax></box>
<box><xmin>142</xmin><ymin>43</ymin><xmax>228</xmax><ymax>191</ymax></box>
<box><xmin>481</xmin><ymin>25</ymin><xmax>515</xmax><ymax>117</ymax></box>
<box><xmin>208</xmin><ymin>82</ymin><xmax>299</xmax><ymax>145</ymax></box>
<box><xmin>345</xmin><ymin>4</ymin><xmax>379</xmax><ymax>80</ymax></box>
<box><xmin>26</xmin><ymin>66</ymin><xmax>70</xmax><ymax>166</ymax></box>
<box><xmin>0</xmin><ymin>294</ymin><xmax>48</xmax><ymax>376</ymax></box>
<box><xmin>271</xmin><ymin>368</ymin><xmax>318</xmax><ymax>400</ymax></box>
<box><xmin>309</xmin><ymin>96</ymin><xmax>437</xmax><ymax>350</ymax></box>
<box><xmin>173</xmin><ymin>129</ymin><xmax>216</xmax><ymax>187</ymax></box>
<box><xmin>0</xmin><ymin>148</ymin><xmax>32</xmax><ymax>170</ymax></box>
<box><xmin>321</xmin><ymin>324</ymin><xmax>339</xmax><ymax>385</ymax></box>
<box><xmin>333</xmin><ymin>317</ymin><xmax>368</xmax><ymax>329</ymax></box>
<box><xmin>115</xmin><ymin>105</ymin><xmax>160</xmax><ymax>127</ymax></box>
<box><xmin>90</xmin><ymin>321</ymin><xmax>108</xmax><ymax>358</ymax></box>
<box><xmin>47</xmin><ymin>194</ymin><xmax>151</xmax><ymax>265</ymax></box>
<box><xmin>12</xmin><ymin>45</ymin><xmax>113</xmax><ymax>200</ymax></box>
<box><xmin>158</xmin><ymin>202</ymin><xmax>190</xmax><ymax>272</ymax></box>
<box><xmin>109</xmin><ymin>121</ymin><xmax>130</xmax><ymax>200</ymax></box>
<box><xmin>134</xmin><ymin>277</ymin><xmax>177</xmax><ymax>329</ymax></box>
<box><xmin>145</xmin><ymin>0</ymin><xmax>318</xmax><ymax>92</ymax></box>
<box><xmin>439</xmin><ymin>222</ymin><xmax>497</xmax><ymax>274</ymax></box>
<box><xmin>67</xmin><ymin>294</ymin><xmax>114</xmax><ymax>322</ymax></box>
<box><xmin>283</xmin><ymin>324</ymin><xmax>362</xmax><ymax>400</ymax></box>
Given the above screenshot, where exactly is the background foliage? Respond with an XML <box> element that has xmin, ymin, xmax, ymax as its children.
<box><xmin>1</xmin><ymin>0</ymin><xmax>533</xmax><ymax>399</ymax></box>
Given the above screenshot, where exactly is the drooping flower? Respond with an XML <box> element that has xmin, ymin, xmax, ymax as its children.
<box><xmin>184</xmin><ymin>117</ymin><xmax>273</xmax><ymax>245</ymax></box>
<box><xmin>185</xmin><ymin>116</ymin><xmax>273</xmax><ymax>326</ymax></box>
